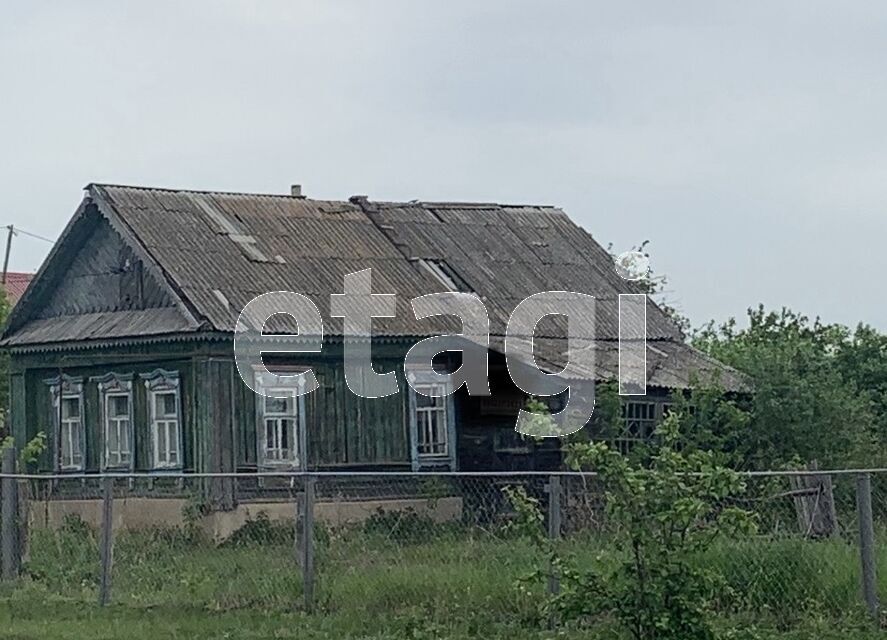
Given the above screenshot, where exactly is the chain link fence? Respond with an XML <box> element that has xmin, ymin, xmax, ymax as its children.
<box><xmin>1</xmin><ymin>457</ymin><xmax>885</xmax><ymax>632</ymax></box>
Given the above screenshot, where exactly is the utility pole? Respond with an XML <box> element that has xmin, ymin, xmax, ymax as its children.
<box><xmin>2</xmin><ymin>225</ymin><xmax>14</xmax><ymax>285</ymax></box>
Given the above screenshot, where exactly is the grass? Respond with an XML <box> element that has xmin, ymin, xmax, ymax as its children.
<box><xmin>1</xmin><ymin>512</ymin><xmax>886</xmax><ymax>639</ymax></box>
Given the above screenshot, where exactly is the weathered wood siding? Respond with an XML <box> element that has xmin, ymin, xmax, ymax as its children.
<box><xmin>11</xmin><ymin>340</ymin><xmax>416</xmax><ymax>475</ymax></box>
<box><xmin>237</xmin><ymin>348</ymin><xmax>411</xmax><ymax>469</ymax></box>
<box><xmin>35</xmin><ymin>214</ymin><xmax>174</xmax><ymax>319</ymax></box>
<box><xmin>16</xmin><ymin>354</ymin><xmax>195</xmax><ymax>473</ymax></box>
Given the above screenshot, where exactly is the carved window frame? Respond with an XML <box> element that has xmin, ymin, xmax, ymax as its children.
<box><xmin>44</xmin><ymin>375</ymin><xmax>85</xmax><ymax>472</ymax></box>
<box><xmin>140</xmin><ymin>369</ymin><xmax>183</xmax><ymax>471</ymax></box>
<box><xmin>92</xmin><ymin>373</ymin><xmax>134</xmax><ymax>470</ymax></box>
<box><xmin>254</xmin><ymin>368</ymin><xmax>307</xmax><ymax>469</ymax></box>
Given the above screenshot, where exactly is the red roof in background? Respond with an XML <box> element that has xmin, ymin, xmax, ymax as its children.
<box><xmin>1</xmin><ymin>272</ymin><xmax>34</xmax><ymax>305</ymax></box>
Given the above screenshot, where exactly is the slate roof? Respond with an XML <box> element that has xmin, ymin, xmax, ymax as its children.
<box><xmin>2</xmin><ymin>183</ymin><xmax>747</xmax><ymax>391</ymax></box>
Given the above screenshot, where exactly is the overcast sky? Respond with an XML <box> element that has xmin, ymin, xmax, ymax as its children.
<box><xmin>0</xmin><ymin>1</ymin><xmax>884</xmax><ymax>330</ymax></box>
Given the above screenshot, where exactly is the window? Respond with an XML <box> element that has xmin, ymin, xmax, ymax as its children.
<box><xmin>94</xmin><ymin>374</ymin><xmax>134</xmax><ymax>470</ymax></box>
<box><xmin>254</xmin><ymin>368</ymin><xmax>307</xmax><ymax>468</ymax></box>
<box><xmin>104</xmin><ymin>393</ymin><xmax>132</xmax><ymax>467</ymax></box>
<box><xmin>60</xmin><ymin>394</ymin><xmax>84</xmax><ymax>470</ymax></box>
<box><xmin>261</xmin><ymin>390</ymin><xmax>298</xmax><ymax>464</ymax></box>
<box><xmin>151</xmin><ymin>391</ymin><xmax>180</xmax><ymax>468</ymax></box>
<box><xmin>414</xmin><ymin>383</ymin><xmax>449</xmax><ymax>457</ymax></box>
<box><xmin>45</xmin><ymin>376</ymin><xmax>85</xmax><ymax>472</ymax></box>
<box><xmin>141</xmin><ymin>370</ymin><xmax>182</xmax><ymax>470</ymax></box>
<box><xmin>616</xmin><ymin>401</ymin><xmax>659</xmax><ymax>454</ymax></box>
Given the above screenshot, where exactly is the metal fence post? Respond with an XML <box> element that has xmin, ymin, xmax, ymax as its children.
<box><xmin>1</xmin><ymin>446</ymin><xmax>20</xmax><ymax>581</ymax></box>
<box><xmin>547</xmin><ymin>474</ymin><xmax>562</xmax><ymax>596</ymax></box>
<box><xmin>302</xmin><ymin>474</ymin><xmax>316</xmax><ymax>611</ymax></box>
<box><xmin>856</xmin><ymin>473</ymin><xmax>879</xmax><ymax>621</ymax></box>
<box><xmin>294</xmin><ymin>489</ymin><xmax>305</xmax><ymax>566</ymax></box>
<box><xmin>98</xmin><ymin>477</ymin><xmax>115</xmax><ymax>606</ymax></box>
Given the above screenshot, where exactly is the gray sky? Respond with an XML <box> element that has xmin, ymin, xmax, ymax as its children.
<box><xmin>1</xmin><ymin>1</ymin><xmax>884</xmax><ymax>330</ymax></box>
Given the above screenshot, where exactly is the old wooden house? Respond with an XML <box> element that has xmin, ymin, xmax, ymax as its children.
<box><xmin>1</xmin><ymin>184</ymin><xmax>744</xmax><ymax>498</ymax></box>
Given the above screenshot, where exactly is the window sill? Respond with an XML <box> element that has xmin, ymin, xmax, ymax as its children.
<box><xmin>260</xmin><ymin>461</ymin><xmax>301</xmax><ymax>469</ymax></box>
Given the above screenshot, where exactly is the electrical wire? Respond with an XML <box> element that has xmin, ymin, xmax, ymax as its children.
<box><xmin>5</xmin><ymin>226</ymin><xmax>56</xmax><ymax>244</ymax></box>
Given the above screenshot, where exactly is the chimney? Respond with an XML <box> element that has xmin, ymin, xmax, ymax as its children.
<box><xmin>290</xmin><ymin>184</ymin><xmax>304</xmax><ymax>198</ymax></box>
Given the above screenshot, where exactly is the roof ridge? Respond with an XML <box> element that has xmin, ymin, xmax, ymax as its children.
<box><xmin>89</xmin><ymin>184</ymin><xmax>559</xmax><ymax>210</ymax></box>
<box><xmin>87</xmin><ymin>182</ymin><xmax>336</xmax><ymax>201</ymax></box>
<box><xmin>419</xmin><ymin>201</ymin><xmax>558</xmax><ymax>210</ymax></box>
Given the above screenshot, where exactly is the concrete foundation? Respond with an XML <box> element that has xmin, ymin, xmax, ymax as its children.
<box><xmin>27</xmin><ymin>495</ymin><xmax>464</xmax><ymax>540</ymax></box>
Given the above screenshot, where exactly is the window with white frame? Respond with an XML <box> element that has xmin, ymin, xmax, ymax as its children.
<box><xmin>414</xmin><ymin>383</ymin><xmax>449</xmax><ymax>457</ymax></box>
<box><xmin>45</xmin><ymin>376</ymin><xmax>85</xmax><ymax>472</ymax></box>
<box><xmin>151</xmin><ymin>390</ymin><xmax>180</xmax><ymax>468</ymax></box>
<box><xmin>104</xmin><ymin>392</ymin><xmax>132</xmax><ymax>467</ymax></box>
<box><xmin>261</xmin><ymin>390</ymin><xmax>298</xmax><ymax>465</ymax></box>
<box><xmin>141</xmin><ymin>370</ymin><xmax>182</xmax><ymax>470</ymax></box>
<box><xmin>60</xmin><ymin>394</ymin><xmax>84</xmax><ymax>470</ymax></box>
<box><xmin>94</xmin><ymin>374</ymin><xmax>134</xmax><ymax>469</ymax></box>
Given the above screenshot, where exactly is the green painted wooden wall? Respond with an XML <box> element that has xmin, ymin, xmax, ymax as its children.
<box><xmin>9</xmin><ymin>338</ymin><xmax>416</xmax><ymax>474</ymax></box>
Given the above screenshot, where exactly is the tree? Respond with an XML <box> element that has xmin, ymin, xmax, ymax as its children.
<box><xmin>609</xmin><ymin>240</ymin><xmax>691</xmax><ymax>335</ymax></box>
<box><xmin>833</xmin><ymin>324</ymin><xmax>887</xmax><ymax>446</ymax></box>
<box><xmin>508</xmin><ymin>412</ymin><xmax>756</xmax><ymax>640</ymax></box>
<box><xmin>692</xmin><ymin>307</ymin><xmax>879</xmax><ymax>469</ymax></box>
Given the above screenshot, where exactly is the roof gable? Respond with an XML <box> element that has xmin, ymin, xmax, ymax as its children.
<box><xmin>3</xmin><ymin>193</ymin><xmax>200</xmax><ymax>345</ymax></box>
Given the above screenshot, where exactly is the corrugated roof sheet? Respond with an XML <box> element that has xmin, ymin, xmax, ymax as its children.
<box><xmin>93</xmin><ymin>185</ymin><xmax>681</xmax><ymax>340</ymax></box>
<box><xmin>3</xmin><ymin>307</ymin><xmax>192</xmax><ymax>345</ymax></box>
<box><xmin>2</xmin><ymin>184</ymin><xmax>747</xmax><ymax>391</ymax></box>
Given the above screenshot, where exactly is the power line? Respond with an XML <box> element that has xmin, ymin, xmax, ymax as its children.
<box><xmin>0</xmin><ymin>224</ymin><xmax>56</xmax><ymax>283</ymax></box>
<box><xmin>5</xmin><ymin>226</ymin><xmax>56</xmax><ymax>244</ymax></box>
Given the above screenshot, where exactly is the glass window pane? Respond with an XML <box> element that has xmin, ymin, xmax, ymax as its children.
<box><xmin>163</xmin><ymin>393</ymin><xmax>177</xmax><ymax>416</ymax></box>
<box><xmin>62</xmin><ymin>397</ymin><xmax>79</xmax><ymax>419</ymax></box>
<box><xmin>416</xmin><ymin>390</ymin><xmax>434</xmax><ymax>408</ymax></box>
<box><xmin>153</xmin><ymin>391</ymin><xmax>175</xmax><ymax>417</ymax></box>
<box><xmin>167</xmin><ymin>422</ymin><xmax>178</xmax><ymax>455</ymax></box>
<box><xmin>157</xmin><ymin>421</ymin><xmax>167</xmax><ymax>460</ymax></box>
<box><xmin>72</xmin><ymin>425</ymin><xmax>82</xmax><ymax>457</ymax></box>
<box><xmin>61</xmin><ymin>424</ymin><xmax>74</xmax><ymax>466</ymax></box>
<box><xmin>110</xmin><ymin>395</ymin><xmax>129</xmax><ymax>417</ymax></box>
<box><xmin>280</xmin><ymin>419</ymin><xmax>291</xmax><ymax>449</ymax></box>
<box><xmin>120</xmin><ymin>421</ymin><xmax>130</xmax><ymax>452</ymax></box>
<box><xmin>108</xmin><ymin>423</ymin><xmax>119</xmax><ymax>452</ymax></box>
<box><xmin>265</xmin><ymin>396</ymin><xmax>288</xmax><ymax>414</ymax></box>
<box><xmin>418</xmin><ymin>411</ymin><xmax>429</xmax><ymax>451</ymax></box>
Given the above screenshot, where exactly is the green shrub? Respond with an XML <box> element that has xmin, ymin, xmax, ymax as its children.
<box><xmin>223</xmin><ymin>511</ymin><xmax>293</xmax><ymax>548</ymax></box>
<box><xmin>506</xmin><ymin>411</ymin><xmax>757</xmax><ymax>640</ymax></box>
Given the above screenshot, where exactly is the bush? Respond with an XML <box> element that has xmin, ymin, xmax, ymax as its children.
<box><xmin>223</xmin><ymin>512</ymin><xmax>293</xmax><ymax>548</ymax></box>
<box><xmin>507</xmin><ymin>412</ymin><xmax>757</xmax><ymax>640</ymax></box>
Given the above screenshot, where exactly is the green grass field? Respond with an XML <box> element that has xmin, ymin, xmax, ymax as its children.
<box><xmin>1</xmin><ymin>514</ymin><xmax>885</xmax><ymax>639</ymax></box>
